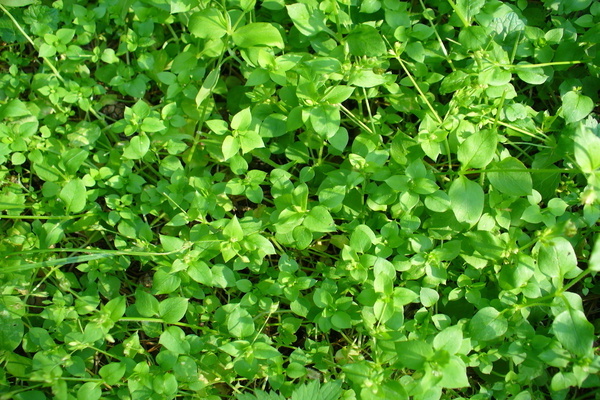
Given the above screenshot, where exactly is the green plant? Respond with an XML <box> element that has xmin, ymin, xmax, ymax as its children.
<box><xmin>0</xmin><ymin>0</ymin><xmax>599</xmax><ymax>399</ymax></box>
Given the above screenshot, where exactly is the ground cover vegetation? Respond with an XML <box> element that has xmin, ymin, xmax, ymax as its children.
<box><xmin>0</xmin><ymin>0</ymin><xmax>599</xmax><ymax>398</ymax></box>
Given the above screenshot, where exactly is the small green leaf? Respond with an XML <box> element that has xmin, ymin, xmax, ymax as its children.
<box><xmin>232</xmin><ymin>23</ymin><xmax>284</xmax><ymax>49</ymax></box>
<box><xmin>309</xmin><ymin>105</ymin><xmax>340</xmax><ymax>139</ymax></box>
<box><xmin>395</xmin><ymin>340</ymin><xmax>433</xmax><ymax>369</ymax></box>
<box><xmin>141</xmin><ymin>117</ymin><xmax>166</xmax><ymax>132</ymax></box>
<box><xmin>222</xmin><ymin>136</ymin><xmax>240</xmax><ymax>160</ymax></box>
<box><xmin>231</xmin><ymin>107</ymin><xmax>252</xmax><ymax>131</ymax></box>
<box><xmin>59</xmin><ymin>178</ymin><xmax>87</xmax><ymax>213</ymax></box>
<box><xmin>321</xmin><ymin>86</ymin><xmax>355</xmax><ymax>104</ymax></box>
<box><xmin>419</xmin><ymin>287</ymin><xmax>439</xmax><ymax>307</ymax></box>
<box><xmin>573</xmin><ymin>123</ymin><xmax>600</xmax><ymax>173</ymax></box>
<box><xmin>433</xmin><ymin>325</ymin><xmax>463</xmax><ymax>355</ymax></box>
<box><xmin>188</xmin><ymin>9</ymin><xmax>227</xmax><ymax>39</ymax></box>
<box><xmin>449</xmin><ymin>176</ymin><xmax>484</xmax><ymax>225</ymax></box>
<box><xmin>223</xmin><ymin>216</ymin><xmax>244</xmax><ymax>242</ymax></box>
<box><xmin>77</xmin><ymin>382</ymin><xmax>101</xmax><ymax>400</ymax></box>
<box><xmin>469</xmin><ymin>307</ymin><xmax>508</xmax><ymax>341</ymax></box>
<box><xmin>99</xmin><ymin>363</ymin><xmax>126</xmax><ymax>385</ymax></box>
<box><xmin>347</xmin><ymin>25</ymin><xmax>386</xmax><ymax>57</ymax></box>
<box><xmin>562</xmin><ymin>91</ymin><xmax>594</xmax><ymax>124</ymax></box>
<box><xmin>0</xmin><ymin>306</ymin><xmax>24</xmax><ymax>351</ymax></box>
<box><xmin>553</xmin><ymin>308</ymin><xmax>594</xmax><ymax>356</ymax></box>
<box><xmin>303</xmin><ymin>206</ymin><xmax>335</xmax><ymax>233</ymax></box>
<box><xmin>159</xmin><ymin>297</ymin><xmax>189</xmax><ymax>323</ymax></box>
<box><xmin>227</xmin><ymin>305</ymin><xmax>255</xmax><ymax>338</ymax></box>
<box><xmin>286</xmin><ymin>3</ymin><xmax>331</xmax><ymax>37</ymax></box>
<box><xmin>488</xmin><ymin>157</ymin><xmax>532</xmax><ymax>196</ymax></box>
<box><xmin>438</xmin><ymin>356</ymin><xmax>470</xmax><ymax>388</ymax></box>
<box><xmin>0</xmin><ymin>0</ymin><xmax>35</xmax><ymax>6</ymax></box>
<box><xmin>516</xmin><ymin>63</ymin><xmax>549</xmax><ymax>85</ymax></box>
<box><xmin>458</xmin><ymin>130</ymin><xmax>497</xmax><ymax>169</ymax></box>
<box><xmin>537</xmin><ymin>237</ymin><xmax>577</xmax><ymax>278</ymax></box>
<box><xmin>331</xmin><ymin>311</ymin><xmax>352</xmax><ymax>330</ymax></box>
<box><xmin>350</xmin><ymin>224</ymin><xmax>376</xmax><ymax>253</ymax></box>
<box><xmin>123</xmin><ymin>134</ymin><xmax>150</xmax><ymax>159</ymax></box>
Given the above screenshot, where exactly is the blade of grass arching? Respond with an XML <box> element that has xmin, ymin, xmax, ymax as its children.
<box><xmin>1</xmin><ymin>253</ymin><xmax>115</xmax><ymax>274</ymax></box>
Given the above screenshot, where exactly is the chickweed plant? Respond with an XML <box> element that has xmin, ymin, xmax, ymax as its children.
<box><xmin>0</xmin><ymin>0</ymin><xmax>599</xmax><ymax>399</ymax></box>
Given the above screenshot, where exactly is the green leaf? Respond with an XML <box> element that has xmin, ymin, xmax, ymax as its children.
<box><xmin>347</xmin><ymin>25</ymin><xmax>386</xmax><ymax>57</ymax></box>
<box><xmin>292</xmin><ymin>225</ymin><xmax>312</xmax><ymax>249</ymax></box>
<box><xmin>196</xmin><ymin>68</ymin><xmax>220</xmax><ymax>106</ymax></box>
<box><xmin>516</xmin><ymin>63</ymin><xmax>549</xmax><ymax>85</ymax></box>
<box><xmin>232</xmin><ymin>23</ymin><xmax>284</xmax><ymax>49</ymax></box>
<box><xmin>331</xmin><ymin>311</ymin><xmax>352</xmax><ymax>330</ymax></box>
<box><xmin>0</xmin><ymin>99</ymin><xmax>30</xmax><ymax>118</ymax></box>
<box><xmin>0</xmin><ymin>306</ymin><xmax>24</xmax><ymax>351</ymax></box>
<box><xmin>135</xmin><ymin>290</ymin><xmax>159</xmax><ymax>317</ymax></box>
<box><xmin>231</xmin><ymin>107</ymin><xmax>252</xmax><ymax>131</ymax></box>
<box><xmin>488</xmin><ymin>157</ymin><xmax>532</xmax><ymax>196</ymax></box>
<box><xmin>449</xmin><ymin>176</ymin><xmax>484</xmax><ymax>225</ymax></box>
<box><xmin>227</xmin><ymin>305</ymin><xmax>255</xmax><ymax>338</ymax></box>
<box><xmin>286</xmin><ymin>3</ymin><xmax>331</xmax><ymax>37</ymax></box>
<box><xmin>348</xmin><ymin>69</ymin><xmax>388</xmax><ymax>88</ymax></box>
<box><xmin>99</xmin><ymin>363</ymin><xmax>126</xmax><ymax>385</ymax></box>
<box><xmin>159</xmin><ymin>297</ymin><xmax>189</xmax><ymax>323</ymax></box>
<box><xmin>224</xmin><ymin>216</ymin><xmax>244</xmax><ymax>242</ymax></box>
<box><xmin>141</xmin><ymin>117</ymin><xmax>166</xmax><ymax>132</ymax></box>
<box><xmin>239</xmin><ymin>130</ymin><xmax>265</xmax><ymax>154</ymax></box>
<box><xmin>77</xmin><ymin>382</ymin><xmax>101</xmax><ymax>400</ymax></box>
<box><xmin>469</xmin><ymin>307</ymin><xmax>508</xmax><ymax>341</ymax></box>
<box><xmin>458</xmin><ymin>130</ymin><xmax>497</xmax><ymax>169</ymax></box>
<box><xmin>456</xmin><ymin>0</ymin><xmax>485</xmax><ymax>21</ymax></box>
<box><xmin>321</xmin><ymin>86</ymin><xmax>355</xmax><ymax>104</ymax></box>
<box><xmin>537</xmin><ymin>237</ymin><xmax>577</xmax><ymax>278</ymax></box>
<box><xmin>188</xmin><ymin>261</ymin><xmax>213</xmax><ymax>286</ymax></box>
<box><xmin>438</xmin><ymin>356</ymin><xmax>470</xmax><ymax>388</ymax></box>
<box><xmin>420</xmin><ymin>287</ymin><xmax>439</xmax><ymax>307</ymax></box>
<box><xmin>188</xmin><ymin>9</ymin><xmax>227</xmax><ymax>39</ymax></box>
<box><xmin>123</xmin><ymin>134</ymin><xmax>150</xmax><ymax>159</ymax></box>
<box><xmin>303</xmin><ymin>206</ymin><xmax>335</xmax><ymax>233</ymax></box>
<box><xmin>589</xmin><ymin>236</ymin><xmax>600</xmax><ymax>272</ymax></box>
<box><xmin>350</xmin><ymin>224</ymin><xmax>376</xmax><ymax>253</ymax></box>
<box><xmin>553</xmin><ymin>308</ymin><xmax>594</xmax><ymax>356</ymax></box>
<box><xmin>310</xmin><ymin>105</ymin><xmax>340</xmax><ymax>139</ymax></box>
<box><xmin>395</xmin><ymin>340</ymin><xmax>433</xmax><ymax>369</ymax></box>
<box><xmin>458</xmin><ymin>26</ymin><xmax>487</xmax><ymax>50</ymax></box>
<box><xmin>562</xmin><ymin>91</ymin><xmax>594</xmax><ymax>124</ymax></box>
<box><xmin>573</xmin><ymin>123</ymin><xmax>600</xmax><ymax>173</ymax></box>
<box><xmin>0</xmin><ymin>0</ymin><xmax>34</xmax><ymax>6</ymax></box>
<box><xmin>433</xmin><ymin>325</ymin><xmax>463</xmax><ymax>355</ymax></box>
<box><xmin>59</xmin><ymin>178</ymin><xmax>87</xmax><ymax>213</ymax></box>
<box><xmin>222</xmin><ymin>136</ymin><xmax>240</xmax><ymax>160</ymax></box>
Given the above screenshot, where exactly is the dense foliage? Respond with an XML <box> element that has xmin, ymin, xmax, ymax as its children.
<box><xmin>0</xmin><ymin>0</ymin><xmax>599</xmax><ymax>399</ymax></box>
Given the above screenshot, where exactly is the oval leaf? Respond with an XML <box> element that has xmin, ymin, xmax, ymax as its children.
<box><xmin>458</xmin><ymin>130</ymin><xmax>497</xmax><ymax>169</ymax></box>
<box><xmin>488</xmin><ymin>157</ymin><xmax>532</xmax><ymax>196</ymax></box>
<box><xmin>59</xmin><ymin>178</ymin><xmax>87</xmax><ymax>213</ymax></box>
<box><xmin>553</xmin><ymin>308</ymin><xmax>594</xmax><ymax>357</ymax></box>
<box><xmin>469</xmin><ymin>307</ymin><xmax>508</xmax><ymax>341</ymax></box>
<box><xmin>159</xmin><ymin>297</ymin><xmax>189</xmax><ymax>323</ymax></box>
<box><xmin>232</xmin><ymin>23</ymin><xmax>284</xmax><ymax>49</ymax></box>
<box><xmin>449</xmin><ymin>176</ymin><xmax>484</xmax><ymax>225</ymax></box>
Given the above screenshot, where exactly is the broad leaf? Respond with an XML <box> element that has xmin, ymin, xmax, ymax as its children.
<box><xmin>552</xmin><ymin>308</ymin><xmax>594</xmax><ymax>356</ymax></box>
<box><xmin>458</xmin><ymin>130</ymin><xmax>497</xmax><ymax>169</ymax></box>
<box><xmin>232</xmin><ymin>23</ymin><xmax>284</xmax><ymax>49</ymax></box>
<box><xmin>159</xmin><ymin>297</ymin><xmax>189</xmax><ymax>323</ymax></box>
<box><xmin>449</xmin><ymin>176</ymin><xmax>484</xmax><ymax>225</ymax></box>
<box><xmin>488</xmin><ymin>157</ymin><xmax>532</xmax><ymax>196</ymax></box>
<box><xmin>59</xmin><ymin>178</ymin><xmax>87</xmax><ymax>213</ymax></box>
<box><xmin>469</xmin><ymin>307</ymin><xmax>508</xmax><ymax>341</ymax></box>
<box><xmin>562</xmin><ymin>91</ymin><xmax>594</xmax><ymax>124</ymax></box>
